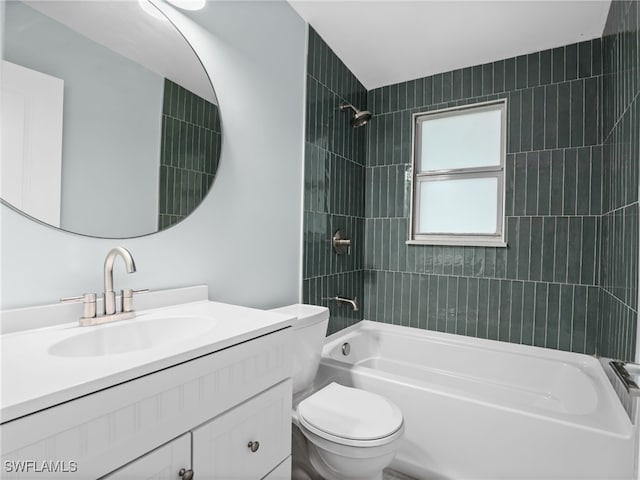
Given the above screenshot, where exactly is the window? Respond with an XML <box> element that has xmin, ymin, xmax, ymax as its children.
<box><xmin>409</xmin><ymin>99</ymin><xmax>507</xmax><ymax>247</ymax></box>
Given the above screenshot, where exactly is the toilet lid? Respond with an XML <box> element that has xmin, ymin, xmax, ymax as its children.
<box><xmin>297</xmin><ymin>383</ymin><xmax>403</xmax><ymax>442</ymax></box>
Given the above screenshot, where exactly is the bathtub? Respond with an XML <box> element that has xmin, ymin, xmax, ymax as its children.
<box><xmin>315</xmin><ymin>321</ymin><xmax>635</xmax><ymax>480</ymax></box>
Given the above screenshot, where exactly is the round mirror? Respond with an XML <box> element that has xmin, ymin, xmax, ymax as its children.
<box><xmin>1</xmin><ymin>0</ymin><xmax>221</xmax><ymax>238</ymax></box>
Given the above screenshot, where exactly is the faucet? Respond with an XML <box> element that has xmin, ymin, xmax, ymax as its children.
<box><xmin>323</xmin><ymin>296</ymin><xmax>359</xmax><ymax>312</ymax></box>
<box><xmin>103</xmin><ymin>247</ymin><xmax>136</xmax><ymax>315</ymax></box>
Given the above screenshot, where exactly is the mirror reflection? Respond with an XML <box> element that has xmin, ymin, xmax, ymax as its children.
<box><xmin>1</xmin><ymin>0</ymin><xmax>221</xmax><ymax>238</ymax></box>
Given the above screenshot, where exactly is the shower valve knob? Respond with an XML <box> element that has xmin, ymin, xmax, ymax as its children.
<box><xmin>333</xmin><ymin>229</ymin><xmax>352</xmax><ymax>255</ymax></box>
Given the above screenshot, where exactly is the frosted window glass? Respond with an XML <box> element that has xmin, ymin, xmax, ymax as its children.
<box><xmin>418</xmin><ymin>177</ymin><xmax>498</xmax><ymax>234</ymax></box>
<box><xmin>420</xmin><ymin>109</ymin><xmax>501</xmax><ymax>172</ymax></box>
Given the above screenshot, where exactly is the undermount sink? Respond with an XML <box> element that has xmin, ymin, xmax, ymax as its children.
<box><xmin>48</xmin><ymin>316</ymin><xmax>217</xmax><ymax>357</ymax></box>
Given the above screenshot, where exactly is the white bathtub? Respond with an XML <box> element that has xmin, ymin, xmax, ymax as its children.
<box><xmin>315</xmin><ymin>321</ymin><xmax>635</xmax><ymax>480</ymax></box>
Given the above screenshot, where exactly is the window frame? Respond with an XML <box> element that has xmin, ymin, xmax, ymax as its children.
<box><xmin>408</xmin><ymin>99</ymin><xmax>508</xmax><ymax>247</ymax></box>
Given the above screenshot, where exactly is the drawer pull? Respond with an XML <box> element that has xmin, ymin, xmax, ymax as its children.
<box><xmin>178</xmin><ymin>468</ymin><xmax>194</xmax><ymax>480</ymax></box>
<box><xmin>247</xmin><ymin>440</ymin><xmax>260</xmax><ymax>453</ymax></box>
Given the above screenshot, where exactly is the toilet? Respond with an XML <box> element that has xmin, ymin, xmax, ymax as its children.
<box><xmin>270</xmin><ymin>304</ymin><xmax>404</xmax><ymax>480</ymax></box>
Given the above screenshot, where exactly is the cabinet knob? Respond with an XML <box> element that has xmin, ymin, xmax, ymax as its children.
<box><xmin>178</xmin><ymin>468</ymin><xmax>194</xmax><ymax>480</ymax></box>
<box><xmin>247</xmin><ymin>440</ymin><xmax>260</xmax><ymax>453</ymax></box>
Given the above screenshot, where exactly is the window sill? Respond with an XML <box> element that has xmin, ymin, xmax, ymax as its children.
<box><xmin>406</xmin><ymin>239</ymin><xmax>508</xmax><ymax>248</ymax></box>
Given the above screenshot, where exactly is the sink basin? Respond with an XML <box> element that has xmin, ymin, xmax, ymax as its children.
<box><xmin>48</xmin><ymin>316</ymin><xmax>217</xmax><ymax>357</ymax></box>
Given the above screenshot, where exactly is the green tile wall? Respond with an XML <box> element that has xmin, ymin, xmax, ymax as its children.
<box><xmin>158</xmin><ymin>79</ymin><xmax>221</xmax><ymax>229</ymax></box>
<box><xmin>364</xmin><ymin>39</ymin><xmax>604</xmax><ymax>355</ymax></box>
<box><xmin>303</xmin><ymin>3</ymin><xmax>639</xmax><ymax>359</ymax></box>
<box><xmin>303</xmin><ymin>28</ymin><xmax>367</xmax><ymax>334</ymax></box>
<box><xmin>599</xmin><ymin>0</ymin><xmax>639</xmax><ymax>361</ymax></box>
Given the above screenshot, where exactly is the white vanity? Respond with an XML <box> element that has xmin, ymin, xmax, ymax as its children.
<box><xmin>1</xmin><ymin>287</ymin><xmax>294</xmax><ymax>479</ymax></box>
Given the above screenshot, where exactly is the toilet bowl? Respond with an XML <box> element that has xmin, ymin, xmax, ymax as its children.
<box><xmin>269</xmin><ymin>304</ymin><xmax>404</xmax><ymax>480</ymax></box>
<box><xmin>296</xmin><ymin>382</ymin><xmax>404</xmax><ymax>480</ymax></box>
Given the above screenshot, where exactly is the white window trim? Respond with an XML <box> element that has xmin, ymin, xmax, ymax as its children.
<box><xmin>407</xmin><ymin>99</ymin><xmax>508</xmax><ymax>247</ymax></box>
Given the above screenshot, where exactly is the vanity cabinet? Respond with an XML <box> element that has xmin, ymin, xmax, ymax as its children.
<box><xmin>1</xmin><ymin>328</ymin><xmax>292</xmax><ymax>480</ymax></box>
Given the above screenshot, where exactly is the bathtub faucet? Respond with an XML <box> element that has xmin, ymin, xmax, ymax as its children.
<box><xmin>323</xmin><ymin>296</ymin><xmax>359</xmax><ymax>312</ymax></box>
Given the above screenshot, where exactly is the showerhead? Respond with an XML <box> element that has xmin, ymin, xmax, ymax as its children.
<box><xmin>339</xmin><ymin>102</ymin><xmax>372</xmax><ymax>128</ymax></box>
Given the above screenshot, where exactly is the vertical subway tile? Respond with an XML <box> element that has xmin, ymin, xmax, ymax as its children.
<box><xmin>538</xmin><ymin>151</ymin><xmax>551</xmax><ymax>215</ymax></box>
<box><xmin>576</xmin><ymin>147</ymin><xmax>591</xmax><ymax>215</ymax></box>
<box><xmin>442</xmin><ymin>71</ymin><xmax>453</xmax><ymax>102</ymax></box>
<box><xmin>472</xmin><ymin>65</ymin><xmax>483</xmax><ymax>98</ymax></box>
<box><xmin>467</xmin><ymin>278</ymin><xmax>479</xmax><ymax>337</ymax></box>
<box><xmin>499</xmin><ymin>280</ymin><xmax>512</xmax><ymax>342</ymax></box>
<box><xmin>567</xmin><ymin>217</ymin><xmax>582</xmax><ymax>284</ymax></box>
<box><xmin>530</xmin><ymin>217</ymin><xmax>543</xmax><ymax>281</ymax></box>
<box><xmin>572</xmin><ymin>286</ymin><xmax>587</xmax><ymax>353</ymax></box>
<box><xmin>514</xmin><ymin>153</ymin><xmax>527</xmax><ymax>215</ymax></box>
<box><xmin>552</xmin><ymin>46</ymin><xmax>565</xmax><ymax>83</ymax></box>
<box><xmin>494</xmin><ymin>60</ymin><xmax>505</xmax><ymax>93</ymax></box>
<box><xmin>546</xmin><ymin>283</ymin><xmax>560</xmax><ymax>349</ymax></box>
<box><xmin>532</xmin><ymin>87</ymin><xmax>545</xmax><ymax>150</ymax></box>
<box><xmin>516</xmin><ymin>55</ymin><xmax>528</xmax><ymax>89</ymax></box>
<box><xmin>533</xmin><ymin>282</ymin><xmax>548</xmax><ymax>347</ymax></box>
<box><xmin>570</xmin><ymin>80</ymin><xmax>585</xmax><ymax>147</ymax></box>
<box><xmin>522</xmin><ymin>282</ymin><xmax>536</xmax><ymax>345</ymax></box>
<box><xmin>540</xmin><ymin>49</ymin><xmax>552</xmax><ymax>85</ymax></box>
<box><xmin>554</xmin><ymin>217</ymin><xmax>569</xmax><ymax>283</ymax></box>
<box><xmin>545</xmin><ymin>84</ymin><xmax>558</xmax><ymax>149</ymax></box>
<box><xmin>550</xmin><ymin>150</ymin><xmax>565</xmax><ymax>215</ymax></box>
<box><xmin>581</xmin><ymin>216</ymin><xmax>597</xmax><ymax>285</ymax></box>
<box><xmin>506</xmin><ymin>217</ymin><xmax>519</xmax><ymax>279</ymax></box>
<box><xmin>510</xmin><ymin>281</ymin><xmax>524</xmax><ymax>344</ymax></box>
<box><xmin>504</xmin><ymin>57</ymin><xmax>516</xmax><ymax>91</ymax></box>
<box><xmin>563</xmin><ymin>149</ymin><xmax>578</xmax><ymax>215</ymax></box>
<box><xmin>558</xmin><ymin>82</ymin><xmax>571</xmax><ymax>148</ymax></box>
<box><xmin>565</xmin><ymin>43</ymin><xmax>578</xmax><ymax>80</ymax></box>
<box><xmin>520</xmin><ymin>89</ymin><xmax>533</xmax><ymax>151</ymax></box>
<box><xmin>528</xmin><ymin>52</ymin><xmax>540</xmax><ymax>87</ymax></box>
<box><xmin>482</xmin><ymin>63</ymin><xmax>494</xmax><ymax>95</ymax></box>
<box><xmin>518</xmin><ymin>217</ymin><xmax>531</xmax><ymax>280</ymax></box>
<box><xmin>477</xmin><ymin>279</ymin><xmax>489</xmax><ymax>339</ymax></box>
<box><xmin>559</xmin><ymin>285</ymin><xmax>574</xmax><ymax>351</ymax></box>
<box><xmin>526</xmin><ymin>152</ymin><xmax>539</xmax><ymax>215</ymax></box>
<box><xmin>578</xmin><ymin>41</ymin><xmax>592</xmax><ymax>78</ymax></box>
<box><xmin>509</xmin><ymin>90</ymin><xmax>522</xmax><ymax>152</ymax></box>
<box><xmin>487</xmin><ymin>279</ymin><xmax>501</xmax><ymax>340</ymax></box>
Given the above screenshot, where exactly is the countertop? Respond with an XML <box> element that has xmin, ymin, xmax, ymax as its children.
<box><xmin>1</xmin><ymin>300</ymin><xmax>293</xmax><ymax>423</ymax></box>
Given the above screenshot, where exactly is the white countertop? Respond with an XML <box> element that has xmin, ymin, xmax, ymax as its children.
<box><xmin>1</xmin><ymin>300</ymin><xmax>293</xmax><ymax>423</ymax></box>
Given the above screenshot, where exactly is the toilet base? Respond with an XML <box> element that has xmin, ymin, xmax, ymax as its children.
<box><xmin>308</xmin><ymin>443</ymin><xmax>385</xmax><ymax>480</ymax></box>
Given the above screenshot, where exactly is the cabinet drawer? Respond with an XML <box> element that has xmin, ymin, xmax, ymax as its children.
<box><xmin>192</xmin><ymin>380</ymin><xmax>291</xmax><ymax>479</ymax></box>
<box><xmin>101</xmin><ymin>434</ymin><xmax>190</xmax><ymax>480</ymax></box>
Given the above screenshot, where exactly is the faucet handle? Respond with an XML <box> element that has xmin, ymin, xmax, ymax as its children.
<box><xmin>120</xmin><ymin>288</ymin><xmax>149</xmax><ymax>313</ymax></box>
<box><xmin>61</xmin><ymin>293</ymin><xmax>97</xmax><ymax>319</ymax></box>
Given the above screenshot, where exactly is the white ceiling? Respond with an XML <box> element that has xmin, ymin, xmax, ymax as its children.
<box><xmin>289</xmin><ymin>1</ymin><xmax>611</xmax><ymax>90</ymax></box>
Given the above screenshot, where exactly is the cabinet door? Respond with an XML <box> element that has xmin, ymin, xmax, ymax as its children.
<box><xmin>102</xmin><ymin>434</ymin><xmax>191</xmax><ymax>480</ymax></box>
<box><xmin>192</xmin><ymin>380</ymin><xmax>291</xmax><ymax>479</ymax></box>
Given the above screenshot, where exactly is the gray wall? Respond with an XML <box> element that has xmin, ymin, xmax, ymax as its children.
<box><xmin>4</xmin><ymin>1</ymin><xmax>162</xmax><ymax>237</ymax></box>
<box><xmin>0</xmin><ymin>2</ymin><xmax>306</xmax><ymax>311</ymax></box>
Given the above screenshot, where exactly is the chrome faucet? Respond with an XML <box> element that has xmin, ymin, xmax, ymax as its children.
<box><xmin>323</xmin><ymin>296</ymin><xmax>359</xmax><ymax>312</ymax></box>
<box><xmin>103</xmin><ymin>247</ymin><xmax>136</xmax><ymax>315</ymax></box>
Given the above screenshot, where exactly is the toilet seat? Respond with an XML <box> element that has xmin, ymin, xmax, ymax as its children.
<box><xmin>297</xmin><ymin>383</ymin><xmax>404</xmax><ymax>448</ymax></box>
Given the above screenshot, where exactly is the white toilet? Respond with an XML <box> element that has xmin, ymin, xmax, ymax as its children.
<box><xmin>270</xmin><ymin>304</ymin><xmax>404</xmax><ymax>480</ymax></box>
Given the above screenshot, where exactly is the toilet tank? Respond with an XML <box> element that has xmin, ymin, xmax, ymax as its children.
<box><xmin>269</xmin><ymin>304</ymin><xmax>329</xmax><ymax>395</ymax></box>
